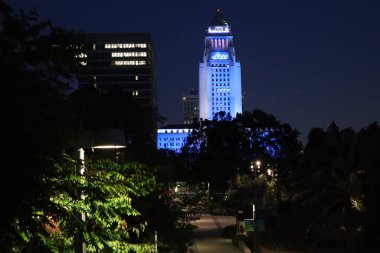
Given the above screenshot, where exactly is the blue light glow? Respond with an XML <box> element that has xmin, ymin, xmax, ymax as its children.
<box><xmin>211</xmin><ymin>52</ymin><xmax>229</xmax><ymax>60</ymax></box>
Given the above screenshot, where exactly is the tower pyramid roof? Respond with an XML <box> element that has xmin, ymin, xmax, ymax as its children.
<box><xmin>210</xmin><ymin>9</ymin><xmax>228</xmax><ymax>26</ymax></box>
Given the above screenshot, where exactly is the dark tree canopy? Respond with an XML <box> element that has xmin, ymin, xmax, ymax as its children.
<box><xmin>285</xmin><ymin>121</ymin><xmax>380</xmax><ymax>251</ymax></box>
<box><xmin>181</xmin><ymin>110</ymin><xmax>302</xmax><ymax>191</ymax></box>
<box><xmin>0</xmin><ymin>7</ymin><xmax>83</xmax><ymax>250</ymax></box>
<box><xmin>0</xmin><ymin>7</ymin><xmax>164</xmax><ymax>252</ymax></box>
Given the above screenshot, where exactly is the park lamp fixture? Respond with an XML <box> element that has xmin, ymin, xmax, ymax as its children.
<box><xmin>77</xmin><ymin>128</ymin><xmax>126</xmax><ymax>150</ymax></box>
<box><xmin>75</xmin><ymin>128</ymin><xmax>126</xmax><ymax>253</ymax></box>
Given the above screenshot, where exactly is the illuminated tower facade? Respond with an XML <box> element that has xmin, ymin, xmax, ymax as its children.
<box><xmin>199</xmin><ymin>10</ymin><xmax>242</xmax><ymax>120</ymax></box>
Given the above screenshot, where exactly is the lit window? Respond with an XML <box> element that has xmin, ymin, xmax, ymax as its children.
<box><xmin>112</xmin><ymin>60</ymin><xmax>146</xmax><ymax>65</ymax></box>
<box><xmin>75</xmin><ymin>53</ymin><xmax>87</xmax><ymax>58</ymax></box>
<box><xmin>111</xmin><ymin>52</ymin><xmax>147</xmax><ymax>57</ymax></box>
<box><xmin>136</xmin><ymin>43</ymin><xmax>147</xmax><ymax>48</ymax></box>
<box><xmin>105</xmin><ymin>43</ymin><xmax>147</xmax><ymax>49</ymax></box>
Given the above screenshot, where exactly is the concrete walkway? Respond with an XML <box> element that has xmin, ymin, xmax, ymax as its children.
<box><xmin>190</xmin><ymin>215</ymin><xmax>241</xmax><ymax>253</ymax></box>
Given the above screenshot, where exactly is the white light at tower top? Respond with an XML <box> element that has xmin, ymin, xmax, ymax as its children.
<box><xmin>208</xmin><ymin>26</ymin><xmax>230</xmax><ymax>34</ymax></box>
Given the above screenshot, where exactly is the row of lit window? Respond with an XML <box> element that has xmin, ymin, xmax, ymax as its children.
<box><xmin>161</xmin><ymin>142</ymin><xmax>182</xmax><ymax>147</ymax></box>
<box><xmin>213</xmin><ymin>93</ymin><xmax>229</xmax><ymax>97</ymax></box>
<box><xmin>213</xmin><ymin>107</ymin><xmax>230</xmax><ymax>112</ymax></box>
<box><xmin>112</xmin><ymin>60</ymin><xmax>146</xmax><ymax>66</ymax></box>
<box><xmin>211</xmin><ymin>64</ymin><xmax>229</xmax><ymax>67</ymax></box>
<box><xmin>213</xmin><ymin>98</ymin><xmax>230</xmax><ymax>101</ymax></box>
<box><xmin>212</xmin><ymin>84</ymin><xmax>229</xmax><ymax>87</ymax></box>
<box><xmin>212</xmin><ymin>78</ymin><xmax>229</xmax><ymax>82</ymax></box>
<box><xmin>111</xmin><ymin>52</ymin><xmax>147</xmax><ymax>57</ymax></box>
<box><xmin>213</xmin><ymin>101</ymin><xmax>230</xmax><ymax>105</ymax></box>
<box><xmin>213</xmin><ymin>83</ymin><xmax>230</xmax><ymax>87</ymax></box>
<box><xmin>157</xmin><ymin>129</ymin><xmax>191</xmax><ymax>134</ymax></box>
<box><xmin>212</xmin><ymin>73</ymin><xmax>229</xmax><ymax>77</ymax></box>
<box><xmin>105</xmin><ymin>43</ymin><xmax>147</xmax><ymax>49</ymax></box>
<box><xmin>213</xmin><ymin>88</ymin><xmax>230</xmax><ymax>92</ymax></box>
<box><xmin>160</xmin><ymin>137</ymin><xmax>185</xmax><ymax>141</ymax></box>
<box><xmin>75</xmin><ymin>53</ymin><xmax>87</xmax><ymax>58</ymax></box>
<box><xmin>212</xmin><ymin>69</ymin><xmax>229</xmax><ymax>73</ymax></box>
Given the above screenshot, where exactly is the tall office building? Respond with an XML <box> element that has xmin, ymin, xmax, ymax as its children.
<box><xmin>199</xmin><ymin>10</ymin><xmax>242</xmax><ymax>120</ymax></box>
<box><xmin>182</xmin><ymin>89</ymin><xmax>199</xmax><ymax>124</ymax></box>
<box><xmin>77</xmin><ymin>33</ymin><xmax>156</xmax><ymax>108</ymax></box>
<box><xmin>157</xmin><ymin>10</ymin><xmax>244</xmax><ymax>152</ymax></box>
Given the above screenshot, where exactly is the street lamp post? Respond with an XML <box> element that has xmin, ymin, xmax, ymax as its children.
<box><xmin>75</xmin><ymin>129</ymin><xmax>126</xmax><ymax>253</ymax></box>
<box><xmin>252</xmin><ymin>160</ymin><xmax>261</xmax><ymax>178</ymax></box>
<box><xmin>252</xmin><ymin>203</ymin><xmax>256</xmax><ymax>253</ymax></box>
<box><xmin>154</xmin><ymin>230</ymin><xmax>158</xmax><ymax>251</ymax></box>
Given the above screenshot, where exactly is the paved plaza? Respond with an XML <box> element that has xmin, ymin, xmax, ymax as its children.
<box><xmin>190</xmin><ymin>215</ymin><xmax>242</xmax><ymax>253</ymax></box>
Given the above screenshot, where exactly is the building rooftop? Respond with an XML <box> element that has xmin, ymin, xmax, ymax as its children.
<box><xmin>159</xmin><ymin>124</ymin><xmax>192</xmax><ymax>130</ymax></box>
<box><xmin>84</xmin><ymin>33</ymin><xmax>152</xmax><ymax>43</ymax></box>
<box><xmin>210</xmin><ymin>9</ymin><xmax>228</xmax><ymax>26</ymax></box>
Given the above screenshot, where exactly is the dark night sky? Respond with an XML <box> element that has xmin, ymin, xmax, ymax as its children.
<box><xmin>9</xmin><ymin>0</ymin><xmax>380</xmax><ymax>143</ymax></box>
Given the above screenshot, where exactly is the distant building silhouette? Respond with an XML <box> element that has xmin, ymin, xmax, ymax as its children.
<box><xmin>182</xmin><ymin>89</ymin><xmax>199</xmax><ymax>124</ymax></box>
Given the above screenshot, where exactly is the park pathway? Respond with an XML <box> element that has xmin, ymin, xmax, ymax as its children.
<box><xmin>189</xmin><ymin>215</ymin><xmax>241</xmax><ymax>253</ymax></box>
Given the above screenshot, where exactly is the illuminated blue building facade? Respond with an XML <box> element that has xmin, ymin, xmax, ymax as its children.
<box><xmin>157</xmin><ymin>125</ymin><xmax>192</xmax><ymax>153</ymax></box>
<box><xmin>199</xmin><ymin>10</ymin><xmax>242</xmax><ymax>120</ymax></box>
<box><xmin>157</xmin><ymin>10</ymin><xmax>244</xmax><ymax>152</ymax></box>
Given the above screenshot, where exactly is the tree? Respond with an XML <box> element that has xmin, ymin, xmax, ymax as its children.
<box><xmin>42</xmin><ymin>158</ymin><xmax>157</xmax><ymax>253</ymax></box>
<box><xmin>133</xmin><ymin>190</ymin><xmax>195</xmax><ymax>253</ymax></box>
<box><xmin>0</xmin><ymin>7</ymin><xmax>83</xmax><ymax>251</ymax></box>
<box><xmin>181</xmin><ymin>110</ymin><xmax>302</xmax><ymax>193</ymax></box>
<box><xmin>356</xmin><ymin>122</ymin><xmax>380</xmax><ymax>251</ymax></box>
<box><xmin>182</xmin><ymin>112</ymin><xmax>245</xmax><ymax>191</ymax></box>
<box><xmin>226</xmin><ymin>174</ymin><xmax>277</xmax><ymax>213</ymax></box>
<box><xmin>0</xmin><ymin>7</ymin><xmax>165</xmax><ymax>252</ymax></box>
<box><xmin>288</xmin><ymin>122</ymin><xmax>368</xmax><ymax>250</ymax></box>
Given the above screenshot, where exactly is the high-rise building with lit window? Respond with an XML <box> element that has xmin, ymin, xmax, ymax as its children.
<box><xmin>77</xmin><ymin>33</ymin><xmax>156</xmax><ymax>108</ymax></box>
<box><xmin>199</xmin><ymin>10</ymin><xmax>242</xmax><ymax>120</ymax></box>
<box><xmin>182</xmin><ymin>89</ymin><xmax>199</xmax><ymax>124</ymax></box>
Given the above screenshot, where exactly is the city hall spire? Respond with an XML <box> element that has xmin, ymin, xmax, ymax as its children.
<box><xmin>199</xmin><ymin>9</ymin><xmax>242</xmax><ymax>120</ymax></box>
<box><xmin>210</xmin><ymin>9</ymin><xmax>228</xmax><ymax>27</ymax></box>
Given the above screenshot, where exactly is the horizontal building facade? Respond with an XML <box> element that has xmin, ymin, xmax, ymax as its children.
<box><xmin>157</xmin><ymin>124</ymin><xmax>193</xmax><ymax>153</ymax></box>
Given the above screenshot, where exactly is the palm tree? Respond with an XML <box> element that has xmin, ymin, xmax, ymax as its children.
<box><xmin>289</xmin><ymin>122</ymin><xmax>364</xmax><ymax>250</ymax></box>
